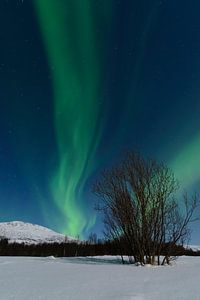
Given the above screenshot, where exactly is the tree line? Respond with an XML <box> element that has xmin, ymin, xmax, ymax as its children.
<box><xmin>0</xmin><ymin>237</ymin><xmax>198</xmax><ymax>258</ymax></box>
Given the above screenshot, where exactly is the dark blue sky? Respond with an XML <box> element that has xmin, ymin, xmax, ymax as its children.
<box><xmin>0</xmin><ymin>0</ymin><xmax>200</xmax><ymax>242</ymax></box>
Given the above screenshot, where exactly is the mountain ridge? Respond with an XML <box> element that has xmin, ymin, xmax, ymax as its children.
<box><xmin>0</xmin><ymin>221</ymin><xmax>75</xmax><ymax>245</ymax></box>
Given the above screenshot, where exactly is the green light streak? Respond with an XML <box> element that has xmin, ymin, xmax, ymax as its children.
<box><xmin>35</xmin><ymin>1</ymin><xmax>103</xmax><ymax>236</ymax></box>
<box><xmin>170</xmin><ymin>134</ymin><xmax>200</xmax><ymax>190</ymax></box>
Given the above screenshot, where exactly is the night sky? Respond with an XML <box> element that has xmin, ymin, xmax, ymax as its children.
<box><xmin>1</xmin><ymin>0</ymin><xmax>200</xmax><ymax>241</ymax></box>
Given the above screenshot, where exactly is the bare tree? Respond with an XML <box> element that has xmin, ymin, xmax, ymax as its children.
<box><xmin>88</xmin><ymin>232</ymin><xmax>98</xmax><ymax>245</ymax></box>
<box><xmin>161</xmin><ymin>192</ymin><xmax>199</xmax><ymax>264</ymax></box>
<box><xmin>93</xmin><ymin>151</ymin><xmax>199</xmax><ymax>265</ymax></box>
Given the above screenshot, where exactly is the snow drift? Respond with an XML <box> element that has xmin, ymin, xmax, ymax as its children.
<box><xmin>0</xmin><ymin>255</ymin><xmax>200</xmax><ymax>299</ymax></box>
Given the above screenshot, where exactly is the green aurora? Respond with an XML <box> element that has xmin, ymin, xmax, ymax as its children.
<box><xmin>34</xmin><ymin>1</ymin><xmax>109</xmax><ymax>236</ymax></box>
<box><xmin>0</xmin><ymin>0</ymin><xmax>200</xmax><ymax>242</ymax></box>
<box><xmin>170</xmin><ymin>134</ymin><xmax>200</xmax><ymax>191</ymax></box>
<box><xmin>31</xmin><ymin>1</ymin><xmax>200</xmax><ymax>239</ymax></box>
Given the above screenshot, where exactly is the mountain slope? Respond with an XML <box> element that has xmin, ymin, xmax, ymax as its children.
<box><xmin>0</xmin><ymin>221</ymin><xmax>74</xmax><ymax>245</ymax></box>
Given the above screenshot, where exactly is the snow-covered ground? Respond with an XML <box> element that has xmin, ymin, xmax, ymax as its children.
<box><xmin>0</xmin><ymin>255</ymin><xmax>200</xmax><ymax>300</ymax></box>
<box><xmin>0</xmin><ymin>221</ymin><xmax>75</xmax><ymax>244</ymax></box>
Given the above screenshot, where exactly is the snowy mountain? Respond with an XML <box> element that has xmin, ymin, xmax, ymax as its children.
<box><xmin>0</xmin><ymin>221</ymin><xmax>75</xmax><ymax>245</ymax></box>
<box><xmin>187</xmin><ymin>245</ymin><xmax>200</xmax><ymax>252</ymax></box>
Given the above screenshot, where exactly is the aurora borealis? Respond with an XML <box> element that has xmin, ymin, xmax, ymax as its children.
<box><xmin>35</xmin><ymin>0</ymin><xmax>103</xmax><ymax>236</ymax></box>
<box><xmin>1</xmin><ymin>0</ymin><xmax>200</xmax><ymax>241</ymax></box>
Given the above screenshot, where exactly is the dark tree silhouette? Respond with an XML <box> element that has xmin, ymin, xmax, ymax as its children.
<box><xmin>93</xmin><ymin>151</ymin><xmax>199</xmax><ymax>265</ymax></box>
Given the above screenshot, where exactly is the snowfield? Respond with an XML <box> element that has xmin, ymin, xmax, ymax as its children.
<box><xmin>0</xmin><ymin>256</ymin><xmax>200</xmax><ymax>300</ymax></box>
